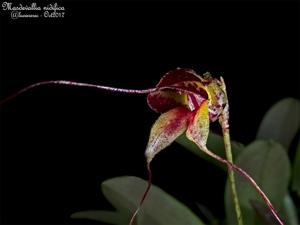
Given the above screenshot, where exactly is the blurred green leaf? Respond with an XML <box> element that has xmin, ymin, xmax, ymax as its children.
<box><xmin>196</xmin><ymin>203</ymin><xmax>219</xmax><ymax>225</ymax></box>
<box><xmin>250</xmin><ymin>194</ymin><xmax>298</xmax><ymax>225</ymax></box>
<box><xmin>292</xmin><ymin>138</ymin><xmax>300</xmax><ymax>198</ymax></box>
<box><xmin>225</xmin><ymin>140</ymin><xmax>290</xmax><ymax>225</ymax></box>
<box><xmin>72</xmin><ymin>176</ymin><xmax>206</xmax><ymax>225</ymax></box>
<box><xmin>282</xmin><ymin>194</ymin><xmax>299</xmax><ymax>225</ymax></box>
<box><xmin>250</xmin><ymin>200</ymin><xmax>280</xmax><ymax>225</ymax></box>
<box><xmin>256</xmin><ymin>98</ymin><xmax>300</xmax><ymax>150</ymax></box>
<box><xmin>176</xmin><ymin>132</ymin><xmax>244</xmax><ymax>170</ymax></box>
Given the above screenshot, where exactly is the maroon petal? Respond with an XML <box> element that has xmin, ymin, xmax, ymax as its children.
<box><xmin>147</xmin><ymin>81</ymin><xmax>208</xmax><ymax>113</ymax></box>
<box><xmin>156</xmin><ymin>68</ymin><xmax>202</xmax><ymax>87</ymax></box>
<box><xmin>147</xmin><ymin>68</ymin><xmax>211</xmax><ymax>113</ymax></box>
<box><xmin>147</xmin><ymin>90</ymin><xmax>188</xmax><ymax>113</ymax></box>
<box><xmin>171</xmin><ymin>81</ymin><xmax>208</xmax><ymax>98</ymax></box>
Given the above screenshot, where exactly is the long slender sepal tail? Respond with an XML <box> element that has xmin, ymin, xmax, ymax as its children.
<box><xmin>129</xmin><ymin>163</ymin><xmax>152</xmax><ymax>225</ymax></box>
<box><xmin>0</xmin><ymin>80</ymin><xmax>157</xmax><ymax>105</ymax></box>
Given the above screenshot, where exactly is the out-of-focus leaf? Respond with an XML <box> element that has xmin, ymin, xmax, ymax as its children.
<box><xmin>225</xmin><ymin>140</ymin><xmax>290</xmax><ymax>225</ymax></box>
<box><xmin>196</xmin><ymin>203</ymin><xmax>219</xmax><ymax>225</ymax></box>
<box><xmin>292</xmin><ymin>138</ymin><xmax>300</xmax><ymax>197</ymax></box>
<box><xmin>256</xmin><ymin>98</ymin><xmax>300</xmax><ymax>150</ymax></box>
<box><xmin>282</xmin><ymin>194</ymin><xmax>299</xmax><ymax>225</ymax></box>
<box><xmin>250</xmin><ymin>194</ymin><xmax>299</xmax><ymax>225</ymax></box>
<box><xmin>176</xmin><ymin>132</ymin><xmax>244</xmax><ymax>170</ymax></box>
<box><xmin>71</xmin><ymin>176</ymin><xmax>206</xmax><ymax>225</ymax></box>
<box><xmin>250</xmin><ymin>200</ymin><xmax>280</xmax><ymax>225</ymax></box>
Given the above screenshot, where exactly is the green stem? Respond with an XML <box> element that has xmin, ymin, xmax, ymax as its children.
<box><xmin>222</xmin><ymin>124</ymin><xmax>243</xmax><ymax>225</ymax></box>
<box><xmin>219</xmin><ymin>77</ymin><xmax>243</xmax><ymax>225</ymax></box>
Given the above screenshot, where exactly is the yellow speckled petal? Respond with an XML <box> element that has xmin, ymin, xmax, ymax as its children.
<box><xmin>145</xmin><ymin>107</ymin><xmax>191</xmax><ymax>164</ymax></box>
<box><xmin>186</xmin><ymin>100</ymin><xmax>209</xmax><ymax>148</ymax></box>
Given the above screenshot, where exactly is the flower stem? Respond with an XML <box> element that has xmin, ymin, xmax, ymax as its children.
<box><xmin>219</xmin><ymin>77</ymin><xmax>243</xmax><ymax>225</ymax></box>
<box><xmin>222</xmin><ymin>124</ymin><xmax>244</xmax><ymax>225</ymax></box>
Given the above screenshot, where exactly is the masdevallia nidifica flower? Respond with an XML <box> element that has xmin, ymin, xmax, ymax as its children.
<box><xmin>0</xmin><ymin>68</ymin><xmax>285</xmax><ymax>225</ymax></box>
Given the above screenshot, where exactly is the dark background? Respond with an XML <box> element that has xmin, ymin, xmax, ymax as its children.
<box><xmin>0</xmin><ymin>0</ymin><xmax>299</xmax><ymax>224</ymax></box>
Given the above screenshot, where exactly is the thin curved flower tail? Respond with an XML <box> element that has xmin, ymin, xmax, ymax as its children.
<box><xmin>128</xmin><ymin>163</ymin><xmax>152</xmax><ymax>225</ymax></box>
<box><xmin>129</xmin><ymin>106</ymin><xmax>191</xmax><ymax>225</ymax></box>
<box><xmin>0</xmin><ymin>80</ymin><xmax>159</xmax><ymax>106</ymax></box>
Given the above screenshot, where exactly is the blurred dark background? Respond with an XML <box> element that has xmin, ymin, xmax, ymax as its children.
<box><xmin>0</xmin><ymin>1</ymin><xmax>299</xmax><ymax>224</ymax></box>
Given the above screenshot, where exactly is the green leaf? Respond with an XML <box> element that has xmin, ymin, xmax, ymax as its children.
<box><xmin>250</xmin><ymin>200</ymin><xmax>279</xmax><ymax>225</ymax></box>
<box><xmin>282</xmin><ymin>194</ymin><xmax>299</xmax><ymax>225</ymax></box>
<box><xmin>256</xmin><ymin>98</ymin><xmax>300</xmax><ymax>150</ymax></box>
<box><xmin>176</xmin><ymin>132</ymin><xmax>244</xmax><ymax>170</ymax></box>
<box><xmin>249</xmin><ymin>194</ymin><xmax>299</xmax><ymax>225</ymax></box>
<box><xmin>225</xmin><ymin>140</ymin><xmax>290</xmax><ymax>225</ymax></box>
<box><xmin>196</xmin><ymin>203</ymin><xmax>220</xmax><ymax>225</ymax></box>
<box><xmin>292</xmin><ymin>138</ymin><xmax>300</xmax><ymax>197</ymax></box>
<box><xmin>71</xmin><ymin>176</ymin><xmax>206</xmax><ymax>225</ymax></box>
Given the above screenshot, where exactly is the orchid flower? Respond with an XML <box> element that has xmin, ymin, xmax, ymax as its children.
<box><xmin>0</xmin><ymin>68</ymin><xmax>284</xmax><ymax>225</ymax></box>
<box><xmin>130</xmin><ymin>68</ymin><xmax>285</xmax><ymax>225</ymax></box>
<box><xmin>145</xmin><ymin>68</ymin><xmax>227</xmax><ymax>163</ymax></box>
